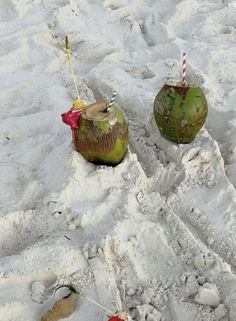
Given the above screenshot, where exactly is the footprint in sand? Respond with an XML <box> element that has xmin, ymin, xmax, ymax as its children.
<box><xmin>0</xmin><ymin>0</ymin><xmax>18</xmax><ymax>22</ymax></box>
<box><xmin>126</xmin><ymin>65</ymin><xmax>155</xmax><ymax>80</ymax></box>
<box><xmin>0</xmin><ymin>209</ymin><xmax>47</xmax><ymax>256</ymax></box>
<box><xmin>0</xmin><ymin>164</ymin><xmax>28</xmax><ymax>206</ymax></box>
<box><xmin>0</xmin><ymin>38</ymin><xmax>20</xmax><ymax>56</ymax></box>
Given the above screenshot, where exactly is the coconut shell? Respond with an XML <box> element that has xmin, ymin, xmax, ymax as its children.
<box><xmin>40</xmin><ymin>292</ymin><xmax>78</xmax><ymax>321</ymax></box>
<box><xmin>74</xmin><ymin>101</ymin><xmax>128</xmax><ymax>165</ymax></box>
<box><xmin>153</xmin><ymin>81</ymin><xmax>208</xmax><ymax>144</ymax></box>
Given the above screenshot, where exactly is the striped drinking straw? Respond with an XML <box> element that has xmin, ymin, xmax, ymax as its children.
<box><xmin>106</xmin><ymin>90</ymin><xmax>117</xmax><ymax>111</ymax></box>
<box><xmin>182</xmin><ymin>53</ymin><xmax>186</xmax><ymax>86</ymax></box>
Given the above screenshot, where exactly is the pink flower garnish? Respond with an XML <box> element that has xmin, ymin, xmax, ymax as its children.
<box><xmin>107</xmin><ymin>316</ymin><xmax>125</xmax><ymax>321</ymax></box>
<box><xmin>61</xmin><ymin>108</ymin><xmax>81</xmax><ymax>130</ymax></box>
<box><xmin>61</xmin><ymin>108</ymin><xmax>82</xmax><ymax>143</ymax></box>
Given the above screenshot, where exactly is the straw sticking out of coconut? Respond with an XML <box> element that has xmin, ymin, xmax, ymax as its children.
<box><xmin>182</xmin><ymin>52</ymin><xmax>187</xmax><ymax>86</ymax></box>
<box><xmin>106</xmin><ymin>91</ymin><xmax>118</xmax><ymax>112</ymax></box>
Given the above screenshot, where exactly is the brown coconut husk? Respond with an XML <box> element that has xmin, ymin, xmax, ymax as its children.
<box><xmin>40</xmin><ymin>292</ymin><xmax>78</xmax><ymax>321</ymax></box>
<box><xmin>74</xmin><ymin>100</ymin><xmax>128</xmax><ymax>165</ymax></box>
<box><xmin>75</xmin><ymin>120</ymin><xmax>127</xmax><ymax>154</ymax></box>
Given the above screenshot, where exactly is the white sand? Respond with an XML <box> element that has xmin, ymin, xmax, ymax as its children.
<box><xmin>0</xmin><ymin>0</ymin><xmax>236</xmax><ymax>320</ymax></box>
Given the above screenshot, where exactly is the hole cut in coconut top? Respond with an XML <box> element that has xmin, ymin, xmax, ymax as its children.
<box><xmin>165</xmin><ymin>79</ymin><xmax>196</xmax><ymax>88</ymax></box>
<box><xmin>81</xmin><ymin>100</ymin><xmax>116</xmax><ymax>122</ymax></box>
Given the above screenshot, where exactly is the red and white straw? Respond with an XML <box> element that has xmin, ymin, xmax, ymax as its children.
<box><xmin>182</xmin><ymin>53</ymin><xmax>186</xmax><ymax>86</ymax></box>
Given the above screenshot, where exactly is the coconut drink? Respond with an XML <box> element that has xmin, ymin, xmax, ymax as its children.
<box><xmin>73</xmin><ymin>100</ymin><xmax>128</xmax><ymax>165</ymax></box>
<box><xmin>153</xmin><ymin>80</ymin><xmax>208</xmax><ymax>143</ymax></box>
<box><xmin>61</xmin><ymin>37</ymin><xmax>128</xmax><ymax>165</ymax></box>
<box><xmin>153</xmin><ymin>53</ymin><xmax>208</xmax><ymax>144</ymax></box>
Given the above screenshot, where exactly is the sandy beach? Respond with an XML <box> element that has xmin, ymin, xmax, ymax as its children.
<box><xmin>0</xmin><ymin>0</ymin><xmax>236</xmax><ymax>320</ymax></box>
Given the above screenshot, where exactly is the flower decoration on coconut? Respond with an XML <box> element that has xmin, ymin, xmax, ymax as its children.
<box><xmin>61</xmin><ymin>36</ymin><xmax>128</xmax><ymax>165</ymax></box>
<box><xmin>153</xmin><ymin>53</ymin><xmax>208</xmax><ymax>144</ymax></box>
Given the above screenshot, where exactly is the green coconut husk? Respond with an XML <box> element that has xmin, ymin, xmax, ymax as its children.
<box><xmin>153</xmin><ymin>80</ymin><xmax>208</xmax><ymax>144</ymax></box>
<box><xmin>74</xmin><ymin>101</ymin><xmax>128</xmax><ymax>165</ymax></box>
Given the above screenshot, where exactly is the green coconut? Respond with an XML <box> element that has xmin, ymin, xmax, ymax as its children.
<box><xmin>74</xmin><ymin>101</ymin><xmax>128</xmax><ymax>165</ymax></box>
<box><xmin>153</xmin><ymin>80</ymin><xmax>208</xmax><ymax>144</ymax></box>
